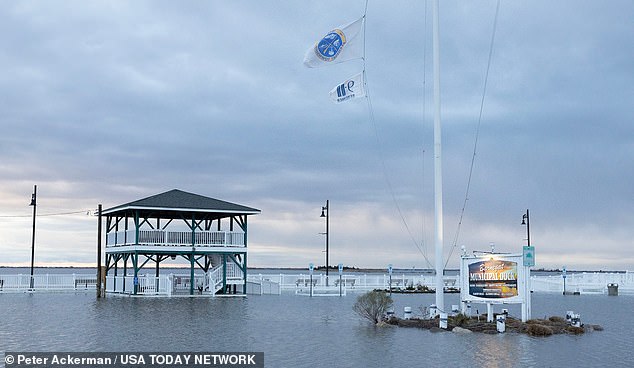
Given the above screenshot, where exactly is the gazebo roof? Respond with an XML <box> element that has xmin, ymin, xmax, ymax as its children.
<box><xmin>102</xmin><ymin>189</ymin><xmax>260</xmax><ymax>218</ymax></box>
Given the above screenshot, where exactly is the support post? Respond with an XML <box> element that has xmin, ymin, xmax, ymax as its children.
<box><xmin>222</xmin><ymin>253</ymin><xmax>227</xmax><ymax>294</ymax></box>
<box><xmin>113</xmin><ymin>255</ymin><xmax>118</xmax><ymax>292</ymax></box>
<box><xmin>190</xmin><ymin>214</ymin><xmax>195</xmax><ymax>296</ymax></box>
<box><xmin>97</xmin><ymin>204</ymin><xmax>103</xmax><ymax>298</ymax></box>
<box><xmin>123</xmin><ymin>255</ymin><xmax>128</xmax><ymax>293</ymax></box>
<box><xmin>133</xmin><ymin>252</ymin><xmax>139</xmax><ymax>295</ymax></box>
<box><xmin>487</xmin><ymin>303</ymin><xmax>493</xmax><ymax>322</ymax></box>
<box><xmin>156</xmin><ymin>255</ymin><xmax>160</xmax><ymax>293</ymax></box>
<box><xmin>243</xmin><ymin>253</ymin><xmax>248</xmax><ymax>295</ymax></box>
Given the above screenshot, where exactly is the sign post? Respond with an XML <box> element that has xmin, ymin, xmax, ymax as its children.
<box><xmin>460</xmin><ymin>253</ymin><xmax>532</xmax><ymax>322</ymax></box>
<box><xmin>562</xmin><ymin>266</ymin><xmax>567</xmax><ymax>295</ymax></box>
<box><xmin>338</xmin><ymin>263</ymin><xmax>343</xmax><ymax>296</ymax></box>
<box><xmin>522</xmin><ymin>245</ymin><xmax>535</xmax><ymax>318</ymax></box>
<box><xmin>388</xmin><ymin>264</ymin><xmax>393</xmax><ymax>295</ymax></box>
<box><xmin>522</xmin><ymin>246</ymin><xmax>535</xmax><ymax>267</ymax></box>
<box><xmin>309</xmin><ymin>263</ymin><xmax>314</xmax><ymax>297</ymax></box>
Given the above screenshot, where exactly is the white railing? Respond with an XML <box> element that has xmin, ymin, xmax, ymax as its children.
<box><xmin>246</xmin><ymin>279</ymin><xmax>281</xmax><ymax>295</ymax></box>
<box><xmin>530</xmin><ymin>272</ymin><xmax>634</xmax><ymax>294</ymax></box>
<box><xmin>247</xmin><ymin>271</ymin><xmax>634</xmax><ymax>295</ymax></box>
<box><xmin>105</xmin><ymin>229</ymin><xmax>245</xmax><ymax>247</ymax></box>
<box><xmin>208</xmin><ymin>266</ymin><xmax>224</xmax><ymax>294</ymax></box>
<box><xmin>0</xmin><ymin>274</ymin><xmax>96</xmax><ymax>292</ymax></box>
<box><xmin>106</xmin><ymin>275</ymin><xmax>172</xmax><ymax>296</ymax></box>
<box><xmin>225</xmin><ymin>262</ymin><xmax>244</xmax><ymax>281</ymax></box>
<box><xmin>246</xmin><ymin>273</ymin><xmax>461</xmax><ymax>292</ymax></box>
<box><xmin>5</xmin><ymin>271</ymin><xmax>632</xmax><ymax>296</ymax></box>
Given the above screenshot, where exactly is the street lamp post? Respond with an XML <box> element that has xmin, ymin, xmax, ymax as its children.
<box><xmin>521</xmin><ymin>209</ymin><xmax>530</xmax><ymax>247</ymax></box>
<box><xmin>29</xmin><ymin>185</ymin><xmax>37</xmax><ymax>289</ymax></box>
<box><xmin>320</xmin><ymin>200</ymin><xmax>329</xmax><ymax>286</ymax></box>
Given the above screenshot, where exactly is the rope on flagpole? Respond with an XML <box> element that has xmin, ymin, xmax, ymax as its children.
<box><xmin>445</xmin><ymin>0</ymin><xmax>501</xmax><ymax>268</ymax></box>
<box><xmin>362</xmin><ymin>1</ymin><xmax>433</xmax><ymax>269</ymax></box>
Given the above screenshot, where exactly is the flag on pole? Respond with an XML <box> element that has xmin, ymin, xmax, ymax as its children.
<box><xmin>303</xmin><ymin>16</ymin><xmax>364</xmax><ymax>68</ymax></box>
<box><xmin>329</xmin><ymin>72</ymin><xmax>365</xmax><ymax>103</ymax></box>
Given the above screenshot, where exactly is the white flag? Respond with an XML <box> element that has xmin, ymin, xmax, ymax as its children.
<box><xmin>329</xmin><ymin>72</ymin><xmax>365</xmax><ymax>103</ymax></box>
<box><xmin>303</xmin><ymin>17</ymin><xmax>365</xmax><ymax>68</ymax></box>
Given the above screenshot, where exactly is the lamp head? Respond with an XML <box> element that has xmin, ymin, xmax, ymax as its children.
<box><xmin>320</xmin><ymin>208</ymin><xmax>326</xmax><ymax>218</ymax></box>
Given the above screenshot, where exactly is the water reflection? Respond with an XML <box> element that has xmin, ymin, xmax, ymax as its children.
<box><xmin>470</xmin><ymin>334</ymin><xmax>521</xmax><ymax>367</ymax></box>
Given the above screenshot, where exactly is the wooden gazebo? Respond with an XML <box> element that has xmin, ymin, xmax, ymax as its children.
<box><xmin>101</xmin><ymin>189</ymin><xmax>260</xmax><ymax>296</ymax></box>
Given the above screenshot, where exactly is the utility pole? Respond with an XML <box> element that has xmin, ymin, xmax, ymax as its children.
<box><xmin>29</xmin><ymin>185</ymin><xmax>37</xmax><ymax>289</ymax></box>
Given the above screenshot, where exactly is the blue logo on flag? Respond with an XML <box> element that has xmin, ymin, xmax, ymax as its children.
<box><xmin>336</xmin><ymin>80</ymin><xmax>355</xmax><ymax>98</ymax></box>
<box><xmin>315</xmin><ymin>29</ymin><xmax>346</xmax><ymax>62</ymax></box>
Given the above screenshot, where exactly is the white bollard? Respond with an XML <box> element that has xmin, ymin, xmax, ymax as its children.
<box><xmin>429</xmin><ymin>304</ymin><xmax>438</xmax><ymax>319</ymax></box>
<box><xmin>404</xmin><ymin>307</ymin><xmax>412</xmax><ymax>320</ymax></box>
<box><xmin>386</xmin><ymin>307</ymin><xmax>395</xmax><ymax>320</ymax></box>
<box><xmin>466</xmin><ymin>303</ymin><xmax>472</xmax><ymax>317</ymax></box>
<box><xmin>496</xmin><ymin>314</ymin><xmax>506</xmax><ymax>333</ymax></box>
<box><xmin>566</xmin><ymin>310</ymin><xmax>574</xmax><ymax>323</ymax></box>
<box><xmin>439</xmin><ymin>312</ymin><xmax>448</xmax><ymax>329</ymax></box>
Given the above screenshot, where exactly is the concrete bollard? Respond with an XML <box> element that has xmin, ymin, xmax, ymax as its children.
<box><xmin>566</xmin><ymin>310</ymin><xmax>574</xmax><ymax>323</ymax></box>
<box><xmin>466</xmin><ymin>303</ymin><xmax>472</xmax><ymax>317</ymax></box>
<box><xmin>496</xmin><ymin>314</ymin><xmax>506</xmax><ymax>333</ymax></box>
<box><xmin>429</xmin><ymin>304</ymin><xmax>438</xmax><ymax>319</ymax></box>
<box><xmin>386</xmin><ymin>307</ymin><xmax>395</xmax><ymax>320</ymax></box>
<box><xmin>439</xmin><ymin>312</ymin><xmax>448</xmax><ymax>329</ymax></box>
<box><xmin>404</xmin><ymin>307</ymin><xmax>412</xmax><ymax>320</ymax></box>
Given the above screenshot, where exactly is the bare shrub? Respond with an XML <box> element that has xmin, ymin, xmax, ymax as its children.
<box><xmin>353</xmin><ymin>290</ymin><xmax>393</xmax><ymax>324</ymax></box>
<box><xmin>548</xmin><ymin>316</ymin><xmax>565</xmax><ymax>323</ymax></box>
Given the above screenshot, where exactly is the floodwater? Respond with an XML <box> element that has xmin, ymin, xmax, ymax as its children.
<box><xmin>0</xmin><ymin>290</ymin><xmax>630</xmax><ymax>368</ymax></box>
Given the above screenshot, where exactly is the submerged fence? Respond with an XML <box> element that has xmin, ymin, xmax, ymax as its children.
<box><xmin>248</xmin><ymin>271</ymin><xmax>634</xmax><ymax>295</ymax></box>
<box><xmin>0</xmin><ymin>274</ymin><xmax>96</xmax><ymax>292</ymax></box>
<box><xmin>530</xmin><ymin>271</ymin><xmax>634</xmax><ymax>294</ymax></box>
<box><xmin>2</xmin><ymin>271</ymin><xmax>633</xmax><ymax>295</ymax></box>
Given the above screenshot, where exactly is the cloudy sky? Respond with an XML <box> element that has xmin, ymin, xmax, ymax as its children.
<box><xmin>1</xmin><ymin>1</ymin><xmax>632</xmax><ymax>271</ymax></box>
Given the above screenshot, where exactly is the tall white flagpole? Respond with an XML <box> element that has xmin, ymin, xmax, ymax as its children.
<box><xmin>432</xmin><ymin>0</ymin><xmax>445</xmax><ymax>314</ymax></box>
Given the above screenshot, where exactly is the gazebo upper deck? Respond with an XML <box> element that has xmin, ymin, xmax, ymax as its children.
<box><xmin>103</xmin><ymin>189</ymin><xmax>260</xmax><ymax>251</ymax></box>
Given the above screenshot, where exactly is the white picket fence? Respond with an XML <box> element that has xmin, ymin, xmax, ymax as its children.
<box><xmin>0</xmin><ymin>274</ymin><xmax>96</xmax><ymax>292</ymax></box>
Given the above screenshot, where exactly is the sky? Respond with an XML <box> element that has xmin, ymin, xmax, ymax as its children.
<box><xmin>0</xmin><ymin>1</ymin><xmax>632</xmax><ymax>271</ymax></box>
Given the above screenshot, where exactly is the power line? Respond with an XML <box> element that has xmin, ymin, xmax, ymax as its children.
<box><xmin>0</xmin><ymin>210</ymin><xmax>93</xmax><ymax>218</ymax></box>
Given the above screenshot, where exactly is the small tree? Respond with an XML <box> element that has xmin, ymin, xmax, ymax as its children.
<box><xmin>353</xmin><ymin>290</ymin><xmax>393</xmax><ymax>324</ymax></box>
